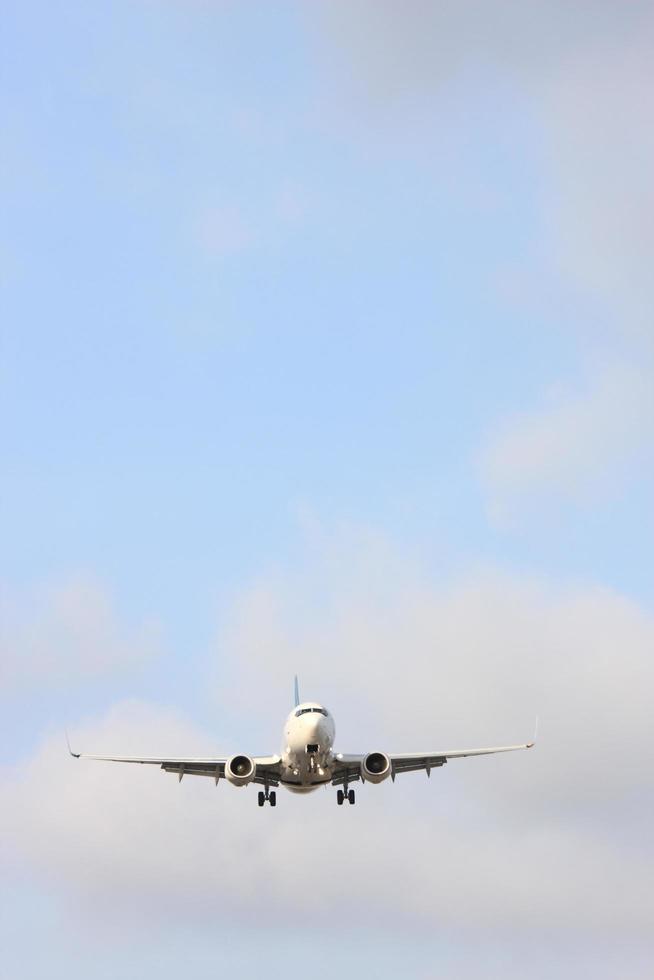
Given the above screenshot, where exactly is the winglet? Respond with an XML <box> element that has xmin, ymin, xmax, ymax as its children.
<box><xmin>294</xmin><ymin>675</ymin><xmax>300</xmax><ymax>708</ymax></box>
<box><xmin>526</xmin><ymin>715</ymin><xmax>539</xmax><ymax>749</ymax></box>
<box><xmin>66</xmin><ymin>729</ymin><xmax>80</xmax><ymax>758</ymax></box>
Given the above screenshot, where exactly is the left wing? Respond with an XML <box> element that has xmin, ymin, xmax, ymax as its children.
<box><xmin>332</xmin><ymin>741</ymin><xmax>534</xmax><ymax>786</ymax></box>
<box><xmin>69</xmin><ymin>746</ymin><xmax>282</xmax><ymax>786</ymax></box>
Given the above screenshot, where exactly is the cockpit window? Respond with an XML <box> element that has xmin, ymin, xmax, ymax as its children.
<box><xmin>294</xmin><ymin>707</ymin><xmax>328</xmax><ymax>717</ymax></box>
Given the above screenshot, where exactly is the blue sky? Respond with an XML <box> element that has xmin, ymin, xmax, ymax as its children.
<box><xmin>2</xmin><ymin>3</ymin><xmax>654</xmax><ymax>978</ymax></box>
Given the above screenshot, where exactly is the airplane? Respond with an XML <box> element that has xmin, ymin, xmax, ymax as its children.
<box><xmin>69</xmin><ymin>678</ymin><xmax>535</xmax><ymax>807</ymax></box>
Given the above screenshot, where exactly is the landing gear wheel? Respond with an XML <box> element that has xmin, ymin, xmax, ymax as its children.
<box><xmin>270</xmin><ymin>791</ymin><xmax>276</xmax><ymax>807</ymax></box>
<box><xmin>337</xmin><ymin>789</ymin><xmax>344</xmax><ymax>806</ymax></box>
<box><xmin>258</xmin><ymin>791</ymin><xmax>265</xmax><ymax>807</ymax></box>
<box><xmin>348</xmin><ymin>789</ymin><xmax>356</xmax><ymax>805</ymax></box>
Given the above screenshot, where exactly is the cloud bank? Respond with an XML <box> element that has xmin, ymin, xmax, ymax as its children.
<box><xmin>478</xmin><ymin>361</ymin><xmax>654</xmax><ymax>516</ymax></box>
<box><xmin>0</xmin><ymin>576</ymin><xmax>163</xmax><ymax>695</ymax></box>
<box><xmin>4</xmin><ymin>533</ymin><xmax>653</xmax><ymax>942</ymax></box>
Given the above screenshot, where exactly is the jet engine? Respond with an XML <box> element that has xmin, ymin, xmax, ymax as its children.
<box><xmin>225</xmin><ymin>754</ymin><xmax>256</xmax><ymax>787</ymax></box>
<box><xmin>361</xmin><ymin>751</ymin><xmax>392</xmax><ymax>784</ymax></box>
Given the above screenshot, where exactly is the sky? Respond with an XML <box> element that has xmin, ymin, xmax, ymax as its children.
<box><xmin>1</xmin><ymin>2</ymin><xmax>654</xmax><ymax>977</ymax></box>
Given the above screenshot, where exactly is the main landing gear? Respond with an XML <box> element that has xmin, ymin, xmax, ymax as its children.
<box><xmin>258</xmin><ymin>789</ymin><xmax>276</xmax><ymax>807</ymax></box>
<box><xmin>336</xmin><ymin>788</ymin><xmax>355</xmax><ymax>806</ymax></box>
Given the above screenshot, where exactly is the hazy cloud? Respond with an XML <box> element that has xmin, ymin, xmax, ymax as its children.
<box><xmin>0</xmin><ymin>576</ymin><xmax>163</xmax><ymax>694</ymax></box>
<box><xmin>192</xmin><ymin>181</ymin><xmax>312</xmax><ymax>260</ymax></box>
<box><xmin>215</xmin><ymin>530</ymin><xmax>654</xmax><ymax>810</ymax></box>
<box><xmin>539</xmin><ymin>28</ymin><xmax>654</xmax><ymax>338</ymax></box>
<box><xmin>477</xmin><ymin>361</ymin><xmax>654</xmax><ymax>517</ymax></box>
<box><xmin>4</xmin><ymin>534</ymin><xmax>653</xmax><ymax>941</ymax></box>
<box><xmin>194</xmin><ymin>202</ymin><xmax>256</xmax><ymax>257</ymax></box>
<box><xmin>314</xmin><ymin>2</ymin><xmax>637</xmax><ymax>114</ymax></box>
<box><xmin>315</xmin><ymin>2</ymin><xmax>654</xmax><ymax>517</ymax></box>
<box><xmin>316</xmin><ymin>2</ymin><xmax>654</xmax><ymax>320</ymax></box>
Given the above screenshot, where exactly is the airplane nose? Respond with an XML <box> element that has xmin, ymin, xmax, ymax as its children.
<box><xmin>306</xmin><ymin>717</ymin><xmax>320</xmax><ymax>737</ymax></box>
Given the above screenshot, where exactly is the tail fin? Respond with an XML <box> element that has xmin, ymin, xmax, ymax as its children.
<box><xmin>294</xmin><ymin>675</ymin><xmax>300</xmax><ymax>707</ymax></box>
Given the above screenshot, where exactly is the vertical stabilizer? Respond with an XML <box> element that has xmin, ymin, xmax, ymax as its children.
<box><xmin>294</xmin><ymin>675</ymin><xmax>300</xmax><ymax>707</ymax></box>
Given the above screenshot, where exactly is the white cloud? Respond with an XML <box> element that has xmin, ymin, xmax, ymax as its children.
<box><xmin>477</xmin><ymin>361</ymin><xmax>654</xmax><ymax>516</ymax></box>
<box><xmin>314</xmin><ymin>3</ymin><xmax>654</xmax><ymax>515</ymax></box>
<box><xmin>314</xmin><ymin>2</ymin><xmax>627</xmax><ymax>119</ymax></box>
<box><xmin>192</xmin><ymin>182</ymin><xmax>311</xmax><ymax>261</ymax></box>
<box><xmin>5</xmin><ymin>534</ymin><xmax>650</xmax><ymax>940</ymax></box>
<box><xmin>194</xmin><ymin>202</ymin><xmax>256</xmax><ymax>256</ymax></box>
<box><xmin>0</xmin><ymin>576</ymin><xmax>163</xmax><ymax>694</ymax></box>
<box><xmin>3</xmin><ymin>694</ymin><xmax>652</xmax><ymax>936</ymax></box>
<box><xmin>273</xmin><ymin>180</ymin><xmax>312</xmax><ymax>226</ymax></box>
<box><xmin>215</xmin><ymin>532</ymin><xmax>654</xmax><ymax>811</ymax></box>
<box><xmin>540</xmin><ymin>33</ymin><xmax>654</xmax><ymax>338</ymax></box>
<box><xmin>315</xmin><ymin>2</ymin><xmax>654</xmax><ymax>331</ymax></box>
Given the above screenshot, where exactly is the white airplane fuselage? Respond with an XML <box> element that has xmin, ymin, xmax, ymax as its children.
<box><xmin>281</xmin><ymin>701</ymin><xmax>336</xmax><ymax>792</ymax></box>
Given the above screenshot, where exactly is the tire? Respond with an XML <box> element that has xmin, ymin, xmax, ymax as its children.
<box><xmin>258</xmin><ymin>791</ymin><xmax>265</xmax><ymax>807</ymax></box>
<box><xmin>348</xmin><ymin>789</ymin><xmax>355</xmax><ymax>805</ymax></box>
<box><xmin>337</xmin><ymin>790</ymin><xmax>344</xmax><ymax>806</ymax></box>
<box><xmin>270</xmin><ymin>791</ymin><xmax>277</xmax><ymax>807</ymax></box>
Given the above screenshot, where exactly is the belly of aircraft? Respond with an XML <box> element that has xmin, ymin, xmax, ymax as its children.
<box><xmin>280</xmin><ymin>752</ymin><xmax>333</xmax><ymax>792</ymax></box>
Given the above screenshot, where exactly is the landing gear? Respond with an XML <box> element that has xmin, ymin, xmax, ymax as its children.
<box><xmin>336</xmin><ymin>785</ymin><xmax>356</xmax><ymax>806</ymax></box>
<box><xmin>258</xmin><ymin>785</ymin><xmax>276</xmax><ymax>807</ymax></box>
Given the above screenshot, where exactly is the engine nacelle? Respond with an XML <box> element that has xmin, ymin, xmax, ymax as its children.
<box><xmin>225</xmin><ymin>754</ymin><xmax>256</xmax><ymax>787</ymax></box>
<box><xmin>361</xmin><ymin>751</ymin><xmax>392</xmax><ymax>784</ymax></box>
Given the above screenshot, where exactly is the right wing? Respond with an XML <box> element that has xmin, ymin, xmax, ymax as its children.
<box><xmin>69</xmin><ymin>745</ymin><xmax>282</xmax><ymax>786</ymax></box>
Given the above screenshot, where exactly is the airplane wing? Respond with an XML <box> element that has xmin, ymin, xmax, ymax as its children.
<box><xmin>69</xmin><ymin>746</ymin><xmax>282</xmax><ymax>786</ymax></box>
<box><xmin>332</xmin><ymin>741</ymin><xmax>534</xmax><ymax>786</ymax></box>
